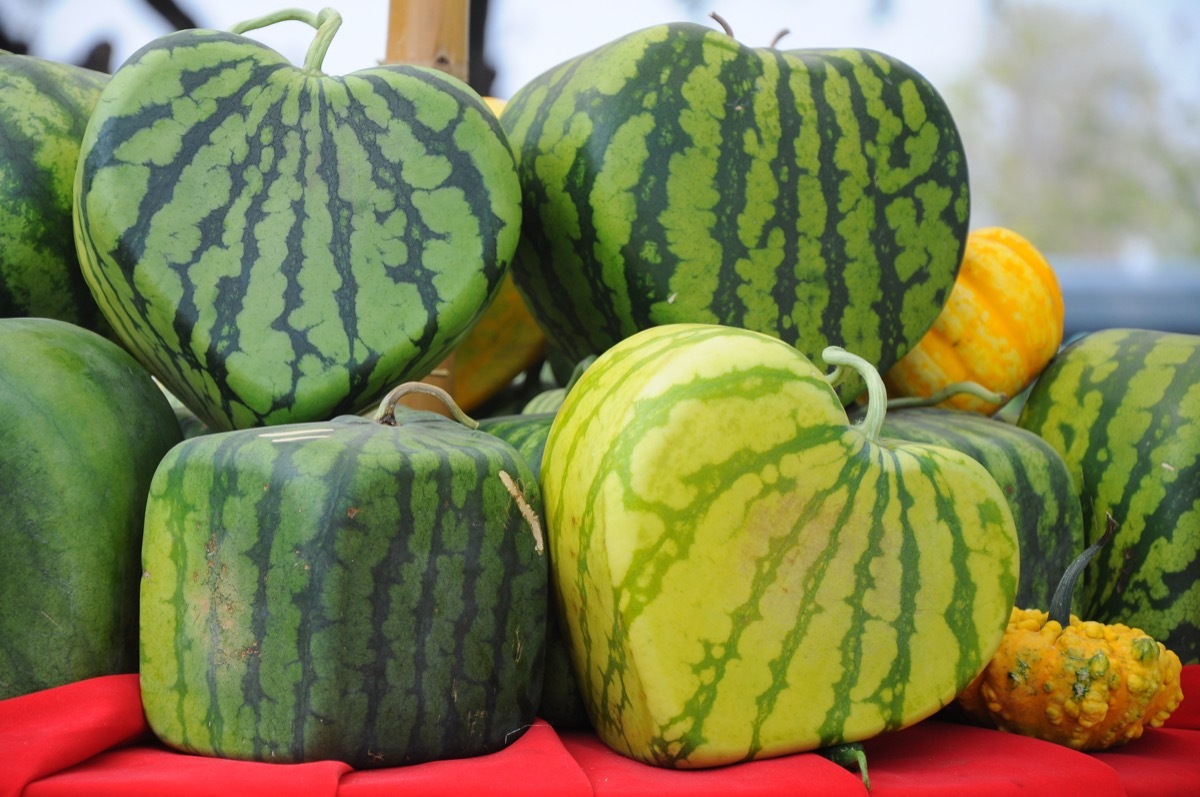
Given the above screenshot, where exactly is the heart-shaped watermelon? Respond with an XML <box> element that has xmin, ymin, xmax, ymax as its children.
<box><xmin>541</xmin><ymin>323</ymin><xmax>1018</xmax><ymax>767</ymax></box>
<box><xmin>500</xmin><ymin>20</ymin><xmax>970</xmax><ymax>403</ymax></box>
<box><xmin>74</xmin><ymin>8</ymin><xmax>522</xmax><ymax>431</ymax></box>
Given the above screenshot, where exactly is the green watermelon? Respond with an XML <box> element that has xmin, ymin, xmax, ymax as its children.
<box><xmin>541</xmin><ymin>323</ymin><xmax>1017</xmax><ymax>767</ymax></box>
<box><xmin>520</xmin><ymin>388</ymin><xmax>565</xmax><ymax>415</ymax></box>
<box><xmin>867</xmin><ymin>406</ymin><xmax>1085</xmax><ymax>611</ymax></box>
<box><xmin>0</xmin><ymin>52</ymin><xmax>108</xmax><ymax>329</ymax></box>
<box><xmin>478</xmin><ymin>412</ymin><xmax>556</xmax><ymax>475</ymax></box>
<box><xmin>500</xmin><ymin>21</ymin><xmax>969</xmax><ymax>403</ymax></box>
<box><xmin>517</xmin><ymin>354</ymin><xmax>595</xmax><ymax>415</ymax></box>
<box><xmin>478</xmin><ymin>412</ymin><xmax>592</xmax><ymax>730</ymax></box>
<box><xmin>139</xmin><ymin>388</ymin><xmax>547</xmax><ymax>767</ymax></box>
<box><xmin>1017</xmin><ymin>328</ymin><xmax>1200</xmax><ymax>664</ymax></box>
<box><xmin>74</xmin><ymin>8</ymin><xmax>522</xmax><ymax>432</ymax></box>
<box><xmin>0</xmin><ymin>317</ymin><xmax>182</xmax><ymax>699</ymax></box>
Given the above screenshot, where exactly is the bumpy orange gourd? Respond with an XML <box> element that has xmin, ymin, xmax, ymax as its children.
<box><xmin>956</xmin><ymin>520</ymin><xmax>1184</xmax><ymax>750</ymax></box>
<box><xmin>957</xmin><ymin>607</ymin><xmax>1183</xmax><ymax>751</ymax></box>
<box><xmin>884</xmin><ymin>227</ymin><xmax>1064</xmax><ymax>414</ymax></box>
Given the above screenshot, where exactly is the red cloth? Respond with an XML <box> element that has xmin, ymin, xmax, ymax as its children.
<box><xmin>2</xmin><ymin>668</ymin><xmax>1199</xmax><ymax>796</ymax></box>
<box><xmin>558</xmin><ymin>731</ymin><xmax>867</xmax><ymax>795</ymax></box>
<box><xmin>1164</xmin><ymin>662</ymin><xmax>1200</xmax><ymax>729</ymax></box>
<box><xmin>1093</xmin><ymin>729</ymin><xmax>1200</xmax><ymax>797</ymax></box>
<box><xmin>338</xmin><ymin>721</ymin><xmax>592</xmax><ymax>797</ymax></box>
<box><xmin>23</xmin><ymin>747</ymin><xmax>351</xmax><ymax>797</ymax></box>
<box><xmin>0</xmin><ymin>674</ymin><xmax>148</xmax><ymax>797</ymax></box>
<box><xmin>0</xmin><ymin>676</ymin><xmax>588</xmax><ymax>797</ymax></box>
<box><xmin>861</xmin><ymin>719</ymin><xmax>1126</xmax><ymax>796</ymax></box>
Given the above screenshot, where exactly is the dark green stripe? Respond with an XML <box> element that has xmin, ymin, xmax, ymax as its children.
<box><xmin>879</xmin><ymin>407</ymin><xmax>1084</xmax><ymax>610</ymax></box>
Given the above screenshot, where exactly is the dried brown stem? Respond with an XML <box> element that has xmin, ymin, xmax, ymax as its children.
<box><xmin>708</xmin><ymin>11</ymin><xmax>734</xmax><ymax>37</ymax></box>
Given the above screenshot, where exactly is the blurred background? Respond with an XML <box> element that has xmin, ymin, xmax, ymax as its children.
<box><xmin>3</xmin><ymin>0</ymin><xmax>1197</xmax><ymax>335</ymax></box>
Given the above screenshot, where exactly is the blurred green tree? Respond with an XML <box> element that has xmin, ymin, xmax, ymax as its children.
<box><xmin>948</xmin><ymin>2</ymin><xmax>1200</xmax><ymax>260</ymax></box>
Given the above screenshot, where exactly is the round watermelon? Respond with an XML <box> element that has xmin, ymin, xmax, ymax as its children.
<box><xmin>0</xmin><ymin>317</ymin><xmax>182</xmax><ymax>699</ymax></box>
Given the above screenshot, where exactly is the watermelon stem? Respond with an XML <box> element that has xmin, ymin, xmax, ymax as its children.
<box><xmin>885</xmin><ymin>380</ymin><xmax>1008</xmax><ymax>411</ymax></box>
<box><xmin>373</xmin><ymin>382</ymin><xmax>479</xmax><ymax>429</ymax></box>
<box><xmin>816</xmin><ymin>742</ymin><xmax>871</xmax><ymax>791</ymax></box>
<box><xmin>708</xmin><ymin>12</ymin><xmax>735</xmax><ymax>37</ymax></box>
<box><xmin>1048</xmin><ymin>512</ymin><xmax>1117</xmax><ymax>627</ymax></box>
<box><xmin>708</xmin><ymin>10</ymin><xmax>788</xmax><ymax>48</ymax></box>
<box><xmin>229</xmin><ymin>7</ymin><xmax>342</xmax><ymax>75</ymax></box>
<box><xmin>822</xmin><ymin>346</ymin><xmax>887</xmax><ymax>442</ymax></box>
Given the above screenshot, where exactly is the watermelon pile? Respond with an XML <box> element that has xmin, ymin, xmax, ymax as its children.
<box><xmin>0</xmin><ymin>4</ymin><xmax>1194</xmax><ymax>773</ymax></box>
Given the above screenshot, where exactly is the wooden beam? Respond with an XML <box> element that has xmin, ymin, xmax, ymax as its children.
<box><xmin>385</xmin><ymin>0</ymin><xmax>470</xmax><ymax>80</ymax></box>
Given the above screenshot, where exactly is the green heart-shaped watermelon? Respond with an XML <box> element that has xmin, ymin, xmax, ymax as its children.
<box><xmin>501</xmin><ymin>20</ymin><xmax>970</xmax><ymax>403</ymax></box>
<box><xmin>74</xmin><ymin>9</ymin><xmax>522</xmax><ymax>431</ymax></box>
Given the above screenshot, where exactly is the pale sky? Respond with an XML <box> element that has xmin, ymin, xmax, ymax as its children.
<box><xmin>484</xmin><ymin>0</ymin><xmax>988</xmax><ymax>98</ymax></box>
<box><xmin>4</xmin><ymin>0</ymin><xmax>1193</xmax><ymax>108</ymax></box>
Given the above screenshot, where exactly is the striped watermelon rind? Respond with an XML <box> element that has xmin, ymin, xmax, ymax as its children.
<box><xmin>0</xmin><ymin>52</ymin><xmax>108</xmax><ymax>329</ymax></box>
<box><xmin>139</xmin><ymin>407</ymin><xmax>547</xmax><ymax>767</ymax></box>
<box><xmin>478</xmin><ymin>412</ymin><xmax>592</xmax><ymax>730</ymax></box>
<box><xmin>500</xmin><ymin>22</ymin><xmax>969</xmax><ymax>403</ymax></box>
<box><xmin>1</xmin><ymin>318</ymin><xmax>182</xmax><ymax>699</ymax></box>
<box><xmin>1017</xmin><ymin>328</ymin><xmax>1200</xmax><ymax>663</ymax></box>
<box><xmin>74</xmin><ymin>15</ymin><xmax>522</xmax><ymax>432</ymax></box>
<box><xmin>868</xmin><ymin>405</ymin><xmax>1086</xmax><ymax>611</ymax></box>
<box><xmin>541</xmin><ymin>323</ymin><xmax>1017</xmax><ymax>767</ymax></box>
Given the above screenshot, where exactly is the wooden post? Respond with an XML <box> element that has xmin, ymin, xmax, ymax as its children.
<box><xmin>385</xmin><ymin>0</ymin><xmax>470</xmax><ymax>81</ymax></box>
<box><xmin>383</xmin><ymin>0</ymin><xmax>471</xmax><ymax>414</ymax></box>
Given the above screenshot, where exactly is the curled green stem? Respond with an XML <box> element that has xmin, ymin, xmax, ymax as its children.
<box><xmin>885</xmin><ymin>380</ymin><xmax>1009</xmax><ymax>411</ymax></box>
<box><xmin>823</xmin><ymin>346</ymin><xmax>887</xmax><ymax>443</ymax></box>
<box><xmin>374</xmin><ymin>382</ymin><xmax>479</xmax><ymax>429</ymax></box>
<box><xmin>230</xmin><ymin>6</ymin><xmax>342</xmax><ymax>74</ymax></box>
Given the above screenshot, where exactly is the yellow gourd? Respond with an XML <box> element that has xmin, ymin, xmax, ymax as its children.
<box><xmin>956</xmin><ymin>518</ymin><xmax>1184</xmax><ymax>750</ymax></box>
<box><xmin>452</xmin><ymin>270</ymin><xmax>546</xmax><ymax>411</ymax></box>
<box><xmin>884</xmin><ymin>227</ymin><xmax>1064</xmax><ymax>415</ymax></box>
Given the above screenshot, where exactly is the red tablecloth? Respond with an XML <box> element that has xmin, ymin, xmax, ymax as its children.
<box><xmin>3</xmin><ymin>667</ymin><xmax>1197</xmax><ymax>796</ymax></box>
